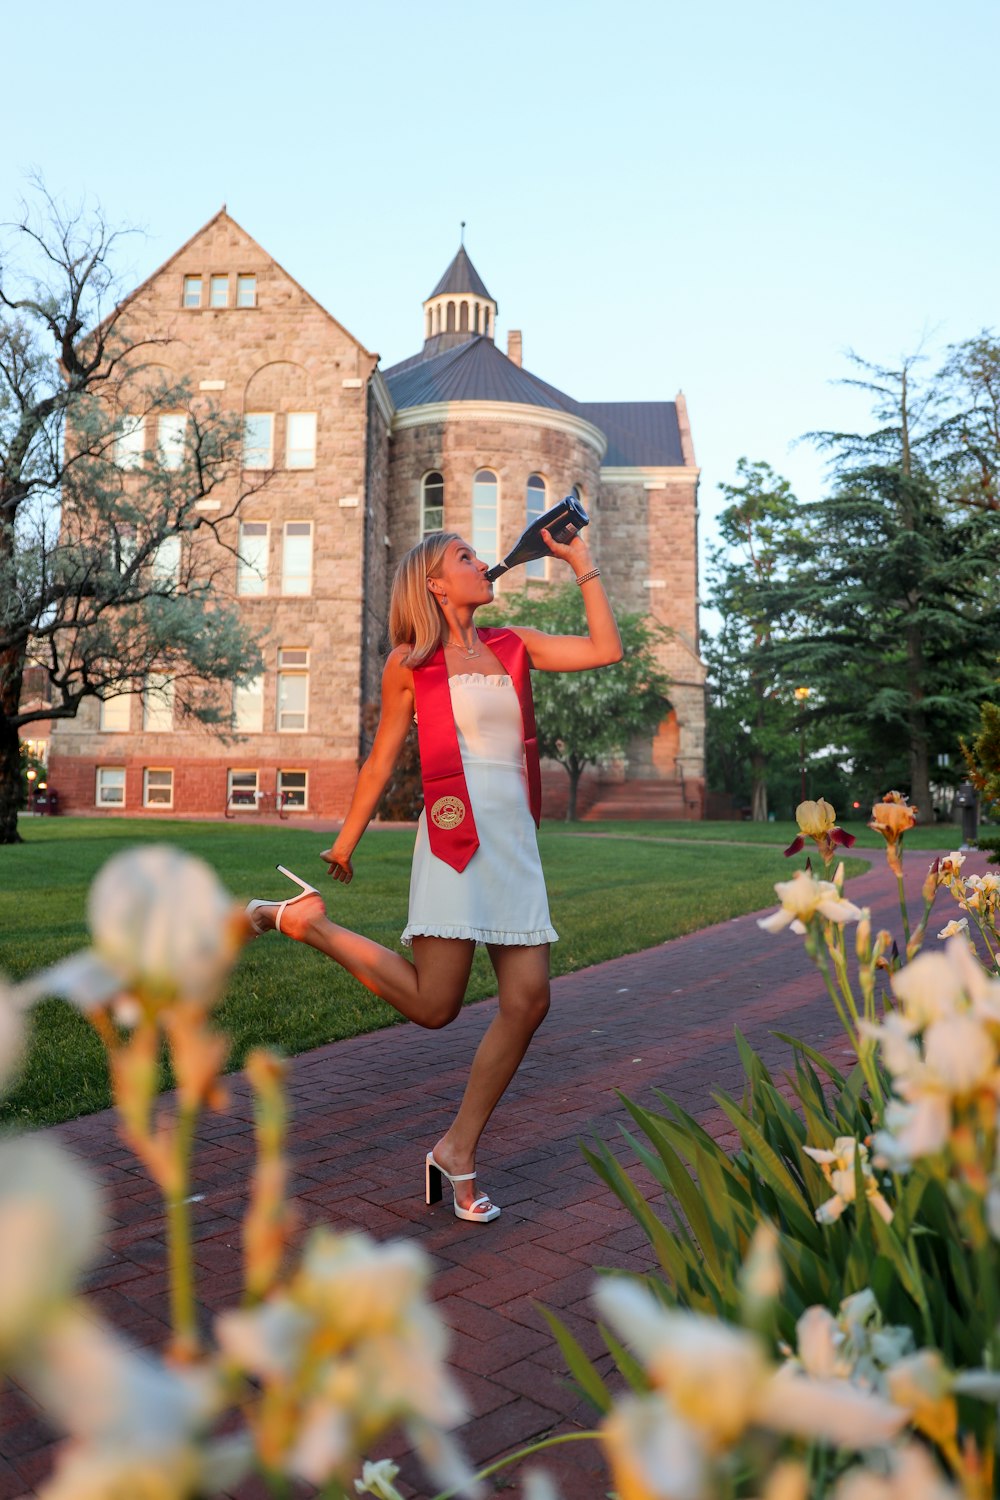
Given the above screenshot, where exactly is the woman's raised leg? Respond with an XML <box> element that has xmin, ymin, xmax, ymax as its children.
<box><xmin>431</xmin><ymin>942</ymin><xmax>551</xmax><ymax>1215</ymax></box>
<box><xmin>251</xmin><ymin>894</ymin><xmax>475</xmax><ymax>1028</ymax></box>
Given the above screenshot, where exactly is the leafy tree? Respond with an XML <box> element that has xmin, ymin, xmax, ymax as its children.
<box><xmin>482</xmin><ymin>584</ymin><xmax>671</xmax><ymax>821</ymax></box>
<box><xmin>760</xmin><ymin>354</ymin><xmax>1000</xmax><ymax>817</ymax></box>
<box><xmin>704</xmin><ymin>460</ymin><xmax>800</xmax><ymax>820</ymax></box>
<box><xmin>17</xmin><ymin>742</ymin><xmax>46</xmax><ymax>809</ymax></box>
<box><xmin>0</xmin><ymin>183</ymin><xmax>267</xmax><ymax>843</ymax></box>
<box><xmin>963</xmin><ymin>699</ymin><xmax>1000</xmax><ymax>866</ymax></box>
<box><xmin>935</xmin><ymin>331</ymin><xmax>1000</xmax><ymax>516</ymax></box>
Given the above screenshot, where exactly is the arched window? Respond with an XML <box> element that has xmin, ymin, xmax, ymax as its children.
<box><xmin>446</xmin><ymin>301</ymin><xmax>456</xmax><ymax>332</ymax></box>
<box><xmin>426</xmin><ymin>309</ymin><xmax>432</xmax><ymax>339</ymax></box>
<box><xmin>459</xmin><ymin>301</ymin><xmax>469</xmax><ymax>332</ymax></box>
<box><xmin>421</xmin><ymin>471</ymin><xmax>444</xmax><ymax>537</ymax></box>
<box><xmin>435</xmin><ymin>304</ymin><xmax>442</xmax><ymax>333</ymax></box>
<box><xmin>525</xmin><ymin>474</ymin><xmax>547</xmax><ymax>578</ymax></box>
<box><xmin>483</xmin><ymin>307</ymin><xmax>491</xmax><ymax>337</ymax></box>
<box><xmin>474</xmin><ymin>302</ymin><xmax>480</xmax><ymax>333</ymax></box>
<box><xmin>472</xmin><ymin>469</ymin><xmax>498</xmax><ymax>568</ymax></box>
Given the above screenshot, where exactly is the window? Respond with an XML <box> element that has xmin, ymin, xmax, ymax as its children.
<box><xmin>286</xmin><ymin>412</ymin><xmax>316</xmax><ymax>469</ymax></box>
<box><xmin>143</xmin><ymin>675</ymin><xmax>174</xmax><ymax>732</ymax></box>
<box><xmin>227</xmin><ymin>769</ymin><xmax>258</xmax><ymax>809</ymax></box>
<box><xmin>183</xmin><ymin>276</ymin><xmax>202</xmax><ymax>308</ymax></box>
<box><xmin>152</xmin><ymin>533</ymin><xmax>181</xmax><ymax>585</ymax></box>
<box><xmin>96</xmin><ymin>767</ymin><xmax>125</xmax><ymax>806</ymax></box>
<box><xmin>114</xmin><ymin>415</ymin><xmax>145</xmax><ymax>469</ymax></box>
<box><xmin>116</xmin><ymin>526</ymin><xmax>138</xmax><ymax>575</ymax></box>
<box><xmin>100</xmin><ymin>695</ymin><xmax>131</xmax><ymax>732</ymax></box>
<box><xmin>233</xmin><ymin>675</ymin><xmax>264</xmax><ymax>733</ymax></box>
<box><xmin>472</xmin><ymin>469</ymin><xmax>498</xmax><ymax>568</ymax></box>
<box><xmin>237</xmin><ymin>521</ymin><xmax>269</xmax><ymax>595</ymax></box>
<box><xmin>158</xmin><ymin>414</ymin><xmax>187</xmax><ymax>469</ymax></box>
<box><xmin>243</xmin><ymin>413</ymin><xmax>273</xmax><ymax>469</ymax></box>
<box><xmin>421</xmin><ymin>472</ymin><xmax>444</xmax><ymax>536</ymax></box>
<box><xmin>282</xmin><ymin>522</ymin><xmax>312</xmax><ymax>595</ymax></box>
<box><xmin>278</xmin><ymin>769</ymin><xmax>308</xmax><ymax>809</ymax></box>
<box><xmin>209</xmin><ymin>275</ymin><xmax>229</xmax><ymax>308</ymax></box>
<box><xmin>525</xmin><ymin>473</ymin><xmax>547</xmax><ymax>578</ymax></box>
<box><xmin>237</xmin><ymin>275</ymin><xmax>257</xmax><ymax>308</ymax></box>
<box><xmin>277</xmin><ymin>648</ymin><xmax>308</xmax><ymax>732</ymax></box>
<box><xmin>143</xmin><ymin>768</ymin><xmax>173</xmax><ymax>808</ymax></box>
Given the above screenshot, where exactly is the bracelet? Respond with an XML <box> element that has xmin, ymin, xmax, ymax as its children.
<box><xmin>575</xmin><ymin>567</ymin><xmax>601</xmax><ymax>587</ymax></box>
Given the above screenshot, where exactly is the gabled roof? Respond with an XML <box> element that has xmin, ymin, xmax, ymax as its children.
<box><xmin>84</xmin><ymin>208</ymin><xmax>376</xmax><ymax>358</ymax></box>
<box><xmin>576</xmin><ymin>402</ymin><xmax>685</xmax><ymax>467</ymax></box>
<box><xmin>428</xmin><ymin>246</ymin><xmax>493</xmax><ymax>302</ymax></box>
<box><xmin>384</xmin><ymin>336</ymin><xmax>577</xmax><ymax>412</ymax></box>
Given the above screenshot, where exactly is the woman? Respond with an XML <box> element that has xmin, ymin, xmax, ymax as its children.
<box><xmin>246</xmin><ymin>525</ymin><xmax>622</xmax><ymax>1222</ymax></box>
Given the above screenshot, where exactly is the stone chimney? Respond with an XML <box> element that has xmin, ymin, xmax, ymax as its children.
<box><xmin>507</xmin><ymin>330</ymin><xmax>522</xmax><ymax>367</ymax></box>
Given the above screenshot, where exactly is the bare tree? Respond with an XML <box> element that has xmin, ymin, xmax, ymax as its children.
<box><xmin>0</xmin><ymin>182</ymin><xmax>267</xmax><ymax>843</ymax></box>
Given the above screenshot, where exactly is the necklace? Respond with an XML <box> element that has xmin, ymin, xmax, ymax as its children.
<box><xmin>444</xmin><ymin>634</ymin><xmax>481</xmax><ymax>659</ymax></box>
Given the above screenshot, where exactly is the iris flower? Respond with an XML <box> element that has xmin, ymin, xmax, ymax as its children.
<box><xmin>784</xmin><ymin>799</ymin><xmax>856</xmax><ymax>865</ymax></box>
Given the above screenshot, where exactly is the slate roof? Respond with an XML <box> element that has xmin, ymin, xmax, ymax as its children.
<box><xmin>382</xmin><ymin>338</ymin><xmax>687</xmax><ymax>469</ymax></box>
<box><xmin>384</xmin><ymin>336</ymin><xmax>578</xmax><ymax>413</ymax></box>
<box><xmin>428</xmin><ymin>247</ymin><xmax>493</xmax><ymax>301</ymax></box>
<box><xmin>576</xmin><ymin>402</ymin><xmax>685</xmax><ymax>467</ymax></box>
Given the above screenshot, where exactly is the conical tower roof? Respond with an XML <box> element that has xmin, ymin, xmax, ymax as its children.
<box><xmin>428</xmin><ymin>245</ymin><xmax>493</xmax><ymax>301</ymax></box>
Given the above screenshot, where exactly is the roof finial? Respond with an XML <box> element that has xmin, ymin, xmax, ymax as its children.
<box><xmin>460</xmin><ymin>220</ymin><xmax>466</xmax><ymax>246</ymax></box>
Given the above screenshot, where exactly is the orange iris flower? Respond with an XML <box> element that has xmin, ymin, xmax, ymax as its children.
<box><xmin>869</xmin><ymin>792</ymin><xmax>918</xmax><ymax>876</ymax></box>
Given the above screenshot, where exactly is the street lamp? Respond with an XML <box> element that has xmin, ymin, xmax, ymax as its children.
<box><xmin>794</xmin><ymin>686</ymin><xmax>811</xmax><ymax>803</ymax></box>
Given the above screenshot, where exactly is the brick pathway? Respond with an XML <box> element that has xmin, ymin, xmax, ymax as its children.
<box><xmin>0</xmin><ymin>846</ymin><xmax>989</xmax><ymax>1498</ymax></box>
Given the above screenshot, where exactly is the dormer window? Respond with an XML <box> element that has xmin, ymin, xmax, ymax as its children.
<box><xmin>237</xmin><ymin>275</ymin><xmax>257</xmax><ymax>308</ymax></box>
<box><xmin>210</xmin><ymin>275</ymin><xmax>229</xmax><ymax>308</ymax></box>
<box><xmin>183</xmin><ymin>276</ymin><xmax>202</xmax><ymax>308</ymax></box>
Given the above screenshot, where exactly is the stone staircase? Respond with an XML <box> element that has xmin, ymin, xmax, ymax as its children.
<box><xmin>583</xmin><ymin>777</ymin><xmax>694</xmax><ymax>821</ymax></box>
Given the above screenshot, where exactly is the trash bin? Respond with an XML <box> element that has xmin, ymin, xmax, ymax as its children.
<box><xmin>47</xmin><ymin>789</ymin><xmax>59</xmax><ymax>816</ymax></box>
<box><xmin>954</xmin><ymin>781</ymin><xmax>979</xmax><ymax>848</ymax></box>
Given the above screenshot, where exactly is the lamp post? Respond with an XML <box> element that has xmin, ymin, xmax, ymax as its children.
<box><xmin>794</xmin><ymin>686</ymin><xmax>810</xmax><ymax>803</ymax></box>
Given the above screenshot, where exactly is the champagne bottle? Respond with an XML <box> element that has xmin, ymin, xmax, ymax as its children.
<box><xmin>484</xmin><ymin>495</ymin><xmax>589</xmax><ymax>580</ymax></box>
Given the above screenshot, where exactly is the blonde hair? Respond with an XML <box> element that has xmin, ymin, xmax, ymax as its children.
<box><xmin>389</xmin><ymin>531</ymin><xmax>462</xmax><ymax>668</ymax></box>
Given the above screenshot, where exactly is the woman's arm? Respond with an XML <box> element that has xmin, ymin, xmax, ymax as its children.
<box><xmin>320</xmin><ymin>649</ymin><xmax>415</xmax><ymax>883</ymax></box>
<box><xmin>511</xmin><ymin>527</ymin><xmax>624</xmax><ymax>672</ymax></box>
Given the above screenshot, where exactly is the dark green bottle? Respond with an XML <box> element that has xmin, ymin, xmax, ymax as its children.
<box><xmin>484</xmin><ymin>495</ymin><xmax>589</xmax><ymax>581</ymax></box>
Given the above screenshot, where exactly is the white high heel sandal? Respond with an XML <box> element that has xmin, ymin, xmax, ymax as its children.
<box><xmin>245</xmin><ymin>865</ymin><xmax>321</xmax><ymax>935</ymax></box>
<box><xmin>425</xmin><ymin>1151</ymin><xmax>501</xmax><ymax>1224</ymax></box>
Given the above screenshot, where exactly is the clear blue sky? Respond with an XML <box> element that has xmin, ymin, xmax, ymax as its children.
<box><xmin>5</xmin><ymin>0</ymin><xmax>997</xmax><ymax>611</ymax></box>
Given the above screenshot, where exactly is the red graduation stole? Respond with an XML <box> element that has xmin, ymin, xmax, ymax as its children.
<box><xmin>412</xmin><ymin>627</ymin><xmax>541</xmax><ymax>873</ymax></box>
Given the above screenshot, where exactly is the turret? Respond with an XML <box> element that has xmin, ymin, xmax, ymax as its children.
<box><xmin>422</xmin><ymin>243</ymin><xmax>497</xmax><ymax>355</ymax></box>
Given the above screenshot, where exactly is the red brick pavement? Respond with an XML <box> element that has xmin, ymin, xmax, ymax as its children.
<box><xmin>0</xmin><ymin>847</ymin><xmax>990</xmax><ymax>1498</ymax></box>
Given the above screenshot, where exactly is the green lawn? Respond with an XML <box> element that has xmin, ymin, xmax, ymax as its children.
<box><xmin>569</xmin><ymin>818</ymin><xmax>978</xmax><ymax>852</ymax></box>
<box><xmin>0</xmin><ymin>814</ymin><xmax>898</xmax><ymax>1128</ymax></box>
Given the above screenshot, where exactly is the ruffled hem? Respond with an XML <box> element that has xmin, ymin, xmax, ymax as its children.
<box><xmin>401</xmin><ymin>923</ymin><xmax>558</xmax><ymax>949</ymax></box>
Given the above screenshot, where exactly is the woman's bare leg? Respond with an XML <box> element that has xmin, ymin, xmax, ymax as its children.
<box><xmin>433</xmin><ymin>942</ymin><xmax>551</xmax><ymax>1213</ymax></box>
<box><xmin>253</xmin><ymin>896</ymin><xmax>475</xmax><ymax>1028</ymax></box>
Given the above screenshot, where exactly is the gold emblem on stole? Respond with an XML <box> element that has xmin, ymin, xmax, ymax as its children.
<box><xmin>430</xmin><ymin>795</ymin><xmax>466</xmax><ymax>830</ymax></box>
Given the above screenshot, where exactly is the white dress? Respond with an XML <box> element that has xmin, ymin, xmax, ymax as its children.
<box><xmin>402</xmin><ymin>674</ymin><xmax>559</xmax><ymax>947</ymax></box>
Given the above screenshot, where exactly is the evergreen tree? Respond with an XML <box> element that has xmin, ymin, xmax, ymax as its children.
<box><xmin>761</xmin><ymin>355</ymin><xmax>1000</xmax><ymax>817</ymax></box>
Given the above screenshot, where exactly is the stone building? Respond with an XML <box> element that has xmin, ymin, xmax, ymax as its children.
<box><xmin>46</xmin><ymin>211</ymin><xmax>704</xmax><ymax>820</ymax></box>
